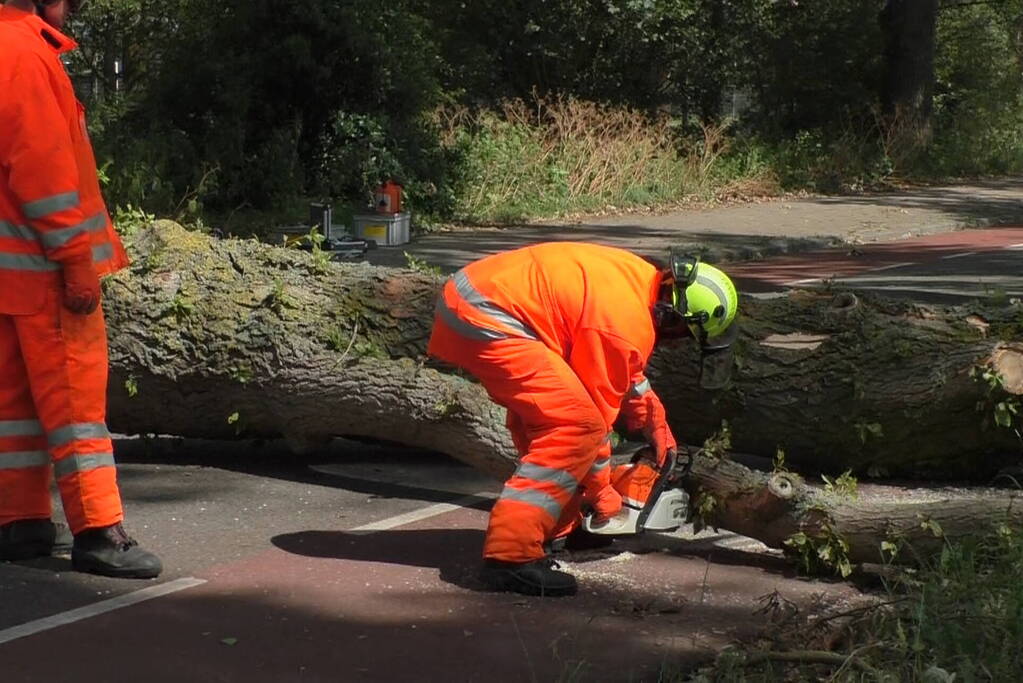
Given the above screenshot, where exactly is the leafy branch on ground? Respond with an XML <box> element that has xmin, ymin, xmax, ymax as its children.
<box><xmin>686</xmin><ymin>527</ymin><xmax>1023</xmax><ymax>682</ymax></box>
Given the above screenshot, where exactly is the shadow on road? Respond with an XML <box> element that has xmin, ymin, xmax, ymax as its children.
<box><xmin>273</xmin><ymin>528</ymin><xmax>487</xmax><ymax>592</ymax></box>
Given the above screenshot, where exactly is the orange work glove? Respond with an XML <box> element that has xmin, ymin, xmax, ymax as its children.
<box><xmin>623</xmin><ymin>391</ymin><xmax>677</xmax><ymax>465</ymax></box>
<box><xmin>646</xmin><ymin>416</ymin><xmax>677</xmax><ymax>467</ymax></box>
<box><xmin>583</xmin><ymin>484</ymin><xmax>623</xmax><ymax>522</ymax></box>
<box><xmin>60</xmin><ymin>254</ymin><xmax>101</xmax><ymax>314</ymax></box>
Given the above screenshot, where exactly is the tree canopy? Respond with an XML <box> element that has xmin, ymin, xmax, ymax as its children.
<box><xmin>66</xmin><ymin>0</ymin><xmax>1023</xmax><ymax>220</ymax></box>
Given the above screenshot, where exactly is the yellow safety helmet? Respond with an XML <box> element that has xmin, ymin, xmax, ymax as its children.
<box><xmin>663</xmin><ymin>252</ymin><xmax>739</xmax><ymax>351</ymax></box>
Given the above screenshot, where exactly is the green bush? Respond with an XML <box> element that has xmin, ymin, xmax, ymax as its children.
<box><xmin>68</xmin><ymin>0</ymin><xmax>1023</xmax><ymax>226</ymax></box>
<box><xmin>441</xmin><ymin>99</ymin><xmax>775</xmax><ymax>223</ymax></box>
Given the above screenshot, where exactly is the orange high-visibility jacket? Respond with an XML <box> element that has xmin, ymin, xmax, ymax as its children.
<box><xmin>431</xmin><ymin>242</ymin><xmax>662</xmax><ymax>428</ymax></box>
<box><xmin>0</xmin><ymin>5</ymin><xmax>128</xmax><ymax>315</ymax></box>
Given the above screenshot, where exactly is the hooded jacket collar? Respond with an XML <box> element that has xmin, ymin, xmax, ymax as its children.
<box><xmin>0</xmin><ymin>4</ymin><xmax>78</xmax><ymax>54</ymax></box>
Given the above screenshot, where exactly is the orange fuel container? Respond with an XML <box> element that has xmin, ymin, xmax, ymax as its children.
<box><xmin>374</xmin><ymin>180</ymin><xmax>403</xmax><ymax>214</ymax></box>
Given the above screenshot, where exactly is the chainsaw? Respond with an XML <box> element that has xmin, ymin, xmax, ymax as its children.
<box><xmin>581</xmin><ymin>442</ymin><xmax>693</xmax><ymax>536</ymax></box>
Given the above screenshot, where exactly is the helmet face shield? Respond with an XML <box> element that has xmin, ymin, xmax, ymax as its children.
<box><xmin>700</xmin><ymin>317</ymin><xmax>739</xmax><ymax>351</ymax></box>
<box><xmin>697</xmin><ymin>321</ymin><xmax>738</xmax><ymax>389</ymax></box>
<box><xmin>699</xmin><ymin>344</ymin><xmax>735</xmax><ymax>390</ymax></box>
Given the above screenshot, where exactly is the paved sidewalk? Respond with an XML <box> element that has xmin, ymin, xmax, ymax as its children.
<box><xmin>365</xmin><ymin>178</ymin><xmax>1023</xmax><ymax>271</ymax></box>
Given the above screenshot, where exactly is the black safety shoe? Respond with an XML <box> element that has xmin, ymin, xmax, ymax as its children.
<box><xmin>0</xmin><ymin>519</ymin><xmax>56</xmax><ymax>561</ymax></box>
<box><xmin>480</xmin><ymin>557</ymin><xmax>577</xmax><ymax>597</ymax></box>
<box><xmin>72</xmin><ymin>523</ymin><xmax>162</xmax><ymax>579</ymax></box>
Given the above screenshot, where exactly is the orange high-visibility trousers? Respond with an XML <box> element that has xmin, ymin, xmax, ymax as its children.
<box><xmin>0</xmin><ymin>287</ymin><xmax>123</xmax><ymax>533</ymax></box>
<box><xmin>504</xmin><ymin>406</ymin><xmax>614</xmax><ymax>542</ymax></box>
<box><xmin>430</xmin><ymin>305</ymin><xmax>609</xmax><ymax>563</ymax></box>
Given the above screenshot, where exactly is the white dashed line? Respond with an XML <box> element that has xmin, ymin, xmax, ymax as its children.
<box><xmin>351</xmin><ymin>492</ymin><xmax>497</xmax><ymax>533</ymax></box>
<box><xmin>0</xmin><ymin>577</ymin><xmax>206</xmax><ymax>646</ymax></box>
<box><xmin>866</xmin><ymin>261</ymin><xmax>916</xmax><ymax>272</ymax></box>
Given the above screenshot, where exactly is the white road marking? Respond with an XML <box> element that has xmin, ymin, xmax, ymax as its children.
<box><xmin>0</xmin><ymin>577</ymin><xmax>206</xmax><ymax>646</ymax></box>
<box><xmin>783</xmin><ymin>260</ymin><xmax>919</xmax><ymax>287</ymax></box>
<box><xmin>351</xmin><ymin>492</ymin><xmax>497</xmax><ymax>533</ymax></box>
<box><xmin>1</xmin><ymin>484</ymin><xmax>496</xmax><ymax>645</ymax></box>
<box><xmin>940</xmin><ymin>251</ymin><xmax>976</xmax><ymax>259</ymax></box>
<box><xmin>866</xmin><ymin>261</ymin><xmax>916</xmax><ymax>272</ymax></box>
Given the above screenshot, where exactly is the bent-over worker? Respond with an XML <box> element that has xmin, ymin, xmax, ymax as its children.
<box><xmin>427</xmin><ymin>242</ymin><xmax>738</xmax><ymax>596</ymax></box>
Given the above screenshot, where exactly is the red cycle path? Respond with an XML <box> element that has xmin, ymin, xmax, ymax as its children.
<box><xmin>724</xmin><ymin>226</ymin><xmax>1023</xmax><ymax>292</ymax></box>
<box><xmin>4</xmin><ymin>506</ymin><xmax>864</xmax><ymax>683</ymax></box>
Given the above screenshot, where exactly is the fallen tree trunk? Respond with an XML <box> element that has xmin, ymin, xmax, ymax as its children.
<box><xmin>684</xmin><ymin>447</ymin><xmax>1023</xmax><ymax>570</ymax></box>
<box><xmin>102</xmin><ymin>221</ymin><xmax>1023</xmax><ymax>567</ymax></box>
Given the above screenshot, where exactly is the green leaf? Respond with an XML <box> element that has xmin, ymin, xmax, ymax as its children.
<box><xmin>920</xmin><ymin>517</ymin><xmax>944</xmax><ymax>538</ymax></box>
<box><xmin>837</xmin><ymin>559</ymin><xmax>853</xmax><ymax>578</ymax></box>
<box><xmin>994</xmin><ymin>401</ymin><xmax>1018</xmax><ymax>428</ymax></box>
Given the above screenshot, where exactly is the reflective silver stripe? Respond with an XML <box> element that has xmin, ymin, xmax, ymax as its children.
<box><xmin>589</xmin><ymin>457</ymin><xmax>610</xmax><ymax>473</ymax></box>
<box><xmin>92</xmin><ymin>242</ymin><xmax>114</xmax><ymax>263</ymax></box>
<box><xmin>0</xmin><ymin>252</ymin><xmax>60</xmax><ymax>271</ymax></box>
<box><xmin>22</xmin><ymin>191</ymin><xmax>80</xmax><ymax>219</ymax></box>
<box><xmin>630</xmin><ymin>378</ymin><xmax>651</xmax><ymax>397</ymax></box>
<box><xmin>513</xmin><ymin>462</ymin><xmax>578</xmax><ymax>496</ymax></box>
<box><xmin>48</xmin><ymin>422</ymin><xmax>111</xmax><ymax>448</ymax></box>
<box><xmin>435</xmin><ymin>299</ymin><xmax>509</xmax><ymax>341</ymax></box>
<box><xmin>0</xmin><ymin>420</ymin><xmax>44</xmax><ymax>437</ymax></box>
<box><xmin>452</xmin><ymin>270</ymin><xmax>539</xmax><ymax>341</ymax></box>
<box><xmin>53</xmin><ymin>452</ymin><xmax>115</xmax><ymax>478</ymax></box>
<box><xmin>696</xmin><ymin>274</ymin><xmax>731</xmax><ymax>309</ymax></box>
<box><xmin>39</xmin><ymin>213</ymin><xmax>106</xmax><ymax>249</ymax></box>
<box><xmin>498</xmin><ymin>485</ymin><xmax>562</xmax><ymax>518</ymax></box>
<box><xmin>0</xmin><ymin>221</ymin><xmax>36</xmax><ymax>241</ymax></box>
<box><xmin>0</xmin><ymin>450</ymin><xmax>50</xmax><ymax>470</ymax></box>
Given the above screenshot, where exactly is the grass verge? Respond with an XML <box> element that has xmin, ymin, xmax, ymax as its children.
<box><xmin>687</xmin><ymin>528</ymin><xmax>1023</xmax><ymax>682</ymax></box>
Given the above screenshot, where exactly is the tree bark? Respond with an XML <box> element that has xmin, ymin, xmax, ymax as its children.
<box><xmin>102</xmin><ymin>222</ymin><xmax>1023</xmax><ymax>567</ymax></box>
<box><xmin>684</xmin><ymin>450</ymin><xmax>1023</xmax><ymax>569</ymax></box>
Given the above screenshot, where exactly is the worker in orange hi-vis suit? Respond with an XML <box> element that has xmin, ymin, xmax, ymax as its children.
<box><xmin>0</xmin><ymin>0</ymin><xmax>161</xmax><ymax>578</ymax></box>
<box><xmin>428</xmin><ymin>242</ymin><xmax>738</xmax><ymax>597</ymax></box>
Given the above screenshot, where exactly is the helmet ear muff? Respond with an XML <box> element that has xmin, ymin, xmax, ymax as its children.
<box><xmin>653</xmin><ymin>301</ymin><xmax>691</xmax><ymax>340</ymax></box>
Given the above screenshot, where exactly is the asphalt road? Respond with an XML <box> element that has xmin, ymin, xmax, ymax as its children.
<box><xmin>3</xmin><ymin>438</ymin><xmax>859</xmax><ymax>683</ymax></box>
<box><xmin>5</xmin><ymin>226</ymin><xmax>1023</xmax><ymax>682</ymax></box>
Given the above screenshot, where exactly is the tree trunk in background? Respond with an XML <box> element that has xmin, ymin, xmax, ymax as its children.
<box><xmin>697</xmin><ymin>0</ymin><xmax>726</xmax><ymax>121</ymax></box>
<box><xmin>100</xmin><ymin>222</ymin><xmax>1023</xmax><ymax>567</ymax></box>
<box><xmin>879</xmin><ymin>0</ymin><xmax>939</xmax><ymax>153</ymax></box>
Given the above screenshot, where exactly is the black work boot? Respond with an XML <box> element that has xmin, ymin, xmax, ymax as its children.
<box><xmin>72</xmin><ymin>523</ymin><xmax>162</xmax><ymax>579</ymax></box>
<box><xmin>0</xmin><ymin>519</ymin><xmax>56</xmax><ymax>561</ymax></box>
<box><xmin>480</xmin><ymin>557</ymin><xmax>577</xmax><ymax>597</ymax></box>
